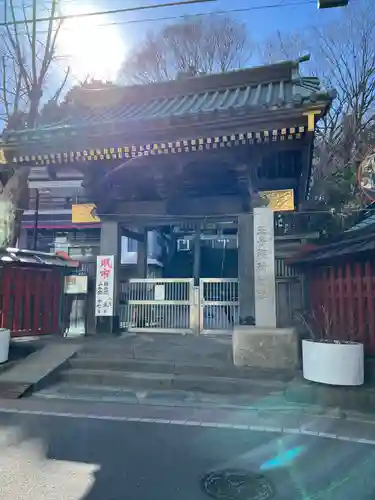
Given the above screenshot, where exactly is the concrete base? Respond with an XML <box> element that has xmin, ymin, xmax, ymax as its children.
<box><xmin>233</xmin><ymin>325</ymin><xmax>299</xmax><ymax>370</ymax></box>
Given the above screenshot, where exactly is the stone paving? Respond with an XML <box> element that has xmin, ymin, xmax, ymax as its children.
<box><xmin>1</xmin><ymin>396</ymin><xmax>375</xmax><ymax>446</ymax></box>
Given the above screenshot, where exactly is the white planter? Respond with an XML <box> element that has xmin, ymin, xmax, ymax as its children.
<box><xmin>0</xmin><ymin>328</ymin><xmax>10</xmax><ymax>363</ymax></box>
<box><xmin>302</xmin><ymin>339</ymin><xmax>364</xmax><ymax>386</ymax></box>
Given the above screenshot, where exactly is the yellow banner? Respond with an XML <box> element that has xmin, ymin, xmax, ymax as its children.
<box><xmin>72</xmin><ymin>204</ymin><xmax>100</xmax><ymax>223</ymax></box>
<box><xmin>260</xmin><ymin>189</ymin><xmax>295</xmax><ymax>212</ymax></box>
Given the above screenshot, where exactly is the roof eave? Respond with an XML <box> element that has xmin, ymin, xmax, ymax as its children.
<box><xmin>3</xmin><ymin>98</ymin><xmax>331</xmax><ymax>152</ymax></box>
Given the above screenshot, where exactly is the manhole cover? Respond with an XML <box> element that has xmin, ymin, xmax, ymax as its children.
<box><xmin>201</xmin><ymin>469</ymin><xmax>274</xmax><ymax>500</ymax></box>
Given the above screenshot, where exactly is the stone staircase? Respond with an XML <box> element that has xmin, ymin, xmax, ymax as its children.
<box><xmin>32</xmin><ymin>335</ymin><xmax>295</xmax><ymax>409</ymax></box>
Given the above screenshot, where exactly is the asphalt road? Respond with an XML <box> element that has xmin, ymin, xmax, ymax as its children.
<box><xmin>0</xmin><ymin>410</ymin><xmax>374</xmax><ymax>500</ymax></box>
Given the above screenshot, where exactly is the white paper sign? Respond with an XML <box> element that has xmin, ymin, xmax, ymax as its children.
<box><xmin>154</xmin><ymin>284</ymin><xmax>165</xmax><ymax>301</ymax></box>
<box><xmin>64</xmin><ymin>275</ymin><xmax>88</xmax><ymax>295</ymax></box>
<box><xmin>95</xmin><ymin>255</ymin><xmax>115</xmax><ymax>316</ymax></box>
<box><xmin>253</xmin><ymin>208</ymin><xmax>276</xmax><ymax>327</ymax></box>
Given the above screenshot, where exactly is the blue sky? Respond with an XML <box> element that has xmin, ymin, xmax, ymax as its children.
<box><xmin>1</xmin><ymin>0</ymin><xmax>343</xmax><ymax>62</ymax></box>
<box><xmin>61</xmin><ymin>0</ymin><xmax>342</xmax><ymax>51</ymax></box>
<box><xmin>0</xmin><ymin>0</ymin><xmax>346</xmax><ymax>95</ymax></box>
<box><xmin>58</xmin><ymin>0</ymin><xmax>343</xmax><ymax>80</ymax></box>
<box><xmin>113</xmin><ymin>0</ymin><xmax>341</xmax><ymax>46</ymax></box>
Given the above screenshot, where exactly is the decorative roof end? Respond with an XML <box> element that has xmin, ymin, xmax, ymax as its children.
<box><xmin>296</xmin><ymin>54</ymin><xmax>311</xmax><ymax>64</ymax></box>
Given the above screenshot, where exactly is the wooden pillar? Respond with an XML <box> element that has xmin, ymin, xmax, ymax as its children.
<box><xmin>238</xmin><ymin>213</ymin><xmax>255</xmax><ymax>322</ymax></box>
<box><xmin>193</xmin><ymin>223</ymin><xmax>201</xmax><ymax>285</ymax></box>
<box><xmin>136</xmin><ymin>229</ymin><xmax>148</xmax><ymax>278</ymax></box>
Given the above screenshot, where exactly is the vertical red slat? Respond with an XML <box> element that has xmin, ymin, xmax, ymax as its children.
<box><xmin>46</xmin><ymin>271</ymin><xmax>53</xmax><ymax>333</ymax></box>
<box><xmin>2</xmin><ymin>267</ymin><xmax>11</xmax><ymax>330</ymax></box>
<box><xmin>43</xmin><ymin>271</ymin><xmax>51</xmax><ymax>333</ymax></box>
<box><xmin>365</xmin><ymin>261</ymin><xmax>375</xmax><ymax>348</ymax></box>
<box><xmin>40</xmin><ymin>270</ymin><xmax>53</xmax><ymax>335</ymax></box>
<box><xmin>48</xmin><ymin>270</ymin><xmax>56</xmax><ymax>333</ymax></box>
<box><xmin>315</xmin><ymin>269</ymin><xmax>323</xmax><ymax>326</ymax></box>
<box><xmin>12</xmin><ymin>267</ymin><xmax>23</xmax><ymax>334</ymax></box>
<box><xmin>40</xmin><ymin>271</ymin><xmax>48</xmax><ymax>334</ymax></box>
<box><xmin>355</xmin><ymin>262</ymin><xmax>365</xmax><ymax>343</ymax></box>
<box><xmin>51</xmin><ymin>270</ymin><xmax>61</xmax><ymax>334</ymax></box>
<box><xmin>12</xmin><ymin>268</ymin><xmax>19</xmax><ymax>332</ymax></box>
<box><xmin>327</xmin><ymin>267</ymin><xmax>336</xmax><ymax>339</ymax></box>
<box><xmin>10</xmin><ymin>267</ymin><xmax>17</xmax><ymax>333</ymax></box>
<box><xmin>345</xmin><ymin>262</ymin><xmax>355</xmax><ymax>340</ymax></box>
<box><xmin>370</xmin><ymin>262</ymin><xmax>375</xmax><ymax>356</ymax></box>
<box><xmin>311</xmin><ymin>270</ymin><xmax>320</xmax><ymax>327</ymax></box>
<box><xmin>33</xmin><ymin>270</ymin><xmax>42</xmax><ymax>333</ymax></box>
<box><xmin>24</xmin><ymin>269</ymin><xmax>32</xmax><ymax>334</ymax></box>
<box><xmin>336</xmin><ymin>265</ymin><xmax>345</xmax><ymax>339</ymax></box>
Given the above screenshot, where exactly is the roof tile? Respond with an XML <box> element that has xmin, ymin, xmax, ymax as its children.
<box><xmin>3</xmin><ymin>60</ymin><xmax>334</xmax><ymax>143</ymax></box>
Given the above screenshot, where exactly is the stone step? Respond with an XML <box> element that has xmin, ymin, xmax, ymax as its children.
<box><xmin>75</xmin><ymin>334</ymin><xmax>233</xmax><ymax>365</ymax></box>
<box><xmin>58</xmin><ymin>368</ymin><xmax>287</xmax><ymax>395</ymax></box>
<box><xmin>68</xmin><ymin>357</ymin><xmax>294</xmax><ymax>382</ymax></box>
<box><xmin>33</xmin><ymin>381</ymin><xmax>298</xmax><ymax>411</ymax></box>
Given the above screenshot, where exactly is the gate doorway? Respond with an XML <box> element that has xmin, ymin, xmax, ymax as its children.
<box><xmin>119</xmin><ymin>278</ymin><xmax>238</xmax><ymax>334</ymax></box>
<box><xmin>199</xmin><ymin>278</ymin><xmax>238</xmax><ymax>334</ymax></box>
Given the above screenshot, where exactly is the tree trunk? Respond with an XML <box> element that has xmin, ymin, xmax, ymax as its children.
<box><xmin>0</xmin><ymin>193</ymin><xmax>18</xmax><ymax>247</ymax></box>
<box><xmin>0</xmin><ymin>168</ymin><xmax>29</xmax><ymax>248</ymax></box>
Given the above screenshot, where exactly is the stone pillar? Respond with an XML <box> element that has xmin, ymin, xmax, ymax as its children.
<box><xmin>237</xmin><ymin>213</ymin><xmax>255</xmax><ymax>322</ymax></box>
<box><xmin>253</xmin><ymin>207</ymin><xmax>276</xmax><ymax>327</ymax></box>
<box><xmin>136</xmin><ymin>228</ymin><xmax>148</xmax><ymax>278</ymax></box>
<box><xmin>193</xmin><ymin>223</ymin><xmax>201</xmax><ymax>286</ymax></box>
<box><xmin>97</xmin><ymin>221</ymin><xmax>121</xmax><ymax>333</ymax></box>
<box><xmin>233</xmin><ymin>209</ymin><xmax>298</xmax><ymax>370</ymax></box>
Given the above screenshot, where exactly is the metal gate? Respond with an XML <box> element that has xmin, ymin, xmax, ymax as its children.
<box><xmin>199</xmin><ymin>278</ymin><xmax>239</xmax><ymax>334</ymax></box>
<box><xmin>120</xmin><ymin>278</ymin><xmax>196</xmax><ymax>334</ymax></box>
<box><xmin>119</xmin><ymin>277</ymin><xmax>239</xmax><ymax>334</ymax></box>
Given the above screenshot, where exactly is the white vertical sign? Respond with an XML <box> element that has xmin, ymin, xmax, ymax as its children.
<box><xmin>253</xmin><ymin>207</ymin><xmax>276</xmax><ymax>327</ymax></box>
<box><xmin>95</xmin><ymin>255</ymin><xmax>115</xmax><ymax>317</ymax></box>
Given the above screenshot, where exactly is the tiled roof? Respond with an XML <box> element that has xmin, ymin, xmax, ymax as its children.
<box><xmin>4</xmin><ymin>58</ymin><xmax>335</xmax><ymax>143</ymax></box>
<box><xmin>0</xmin><ymin>248</ymin><xmax>78</xmax><ymax>267</ymax></box>
<box><xmin>56</xmin><ymin>77</ymin><xmax>325</xmax><ymax>125</ymax></box>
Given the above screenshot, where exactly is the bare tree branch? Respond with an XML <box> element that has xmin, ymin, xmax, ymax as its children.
<box><xmin>260</xmin><ymin>0</ymin><xmax>375</xmax><ymax>213</ymax></box>
<box><xmin>0</xmin><ymin>0</ymin><xmax>70</xmax><ymax>247</ymax></box>
<box><xmin>120</xmin><ymin>15</ymin><xmax>253</xmax><ymax>84</ymax></box>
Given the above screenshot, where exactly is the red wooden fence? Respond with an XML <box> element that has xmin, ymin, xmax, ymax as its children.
<box><xmin>308</xmin><ymin>260</ymin><xmax>375</xmax><ymax>355</ymax></box>
<box><xmin>0</xmin><ymin>265</ymin><xmax>64</xmax><ymax>337</ymax></box>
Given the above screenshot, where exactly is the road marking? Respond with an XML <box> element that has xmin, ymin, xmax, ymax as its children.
<box><xmin>0</xmin><ymin>407</ymin><xmax>374</xmax><ymax>445</ymax></box>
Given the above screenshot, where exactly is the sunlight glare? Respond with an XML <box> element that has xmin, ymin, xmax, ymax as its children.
<box><xmin>58</xmin><ymin>5</ymin><xmax>126</xmax><ymax>82</ymax></box>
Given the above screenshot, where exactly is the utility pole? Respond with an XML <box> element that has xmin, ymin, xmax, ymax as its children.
<box><xmin>318</xmin><ymin>0</ymin><xmax>348</xmax><ymax>8</ymax></box>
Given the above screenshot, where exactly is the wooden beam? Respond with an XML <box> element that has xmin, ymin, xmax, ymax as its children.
<box><xmin>257</xmin><ymin>178</ymin><xmax>298</xmax><ymax>190</ymax></box>
<box><xmin>121</xmin><ymin>227</ymin><xmax>146</xmax><ymax>242</ymax></box>
<box><xmin>297</xmin><ymin>135</ymin><xmax>314</xmax><ymax>207</ymax></box>
<box><xmin>108</xmin><ymin>196</ymin><xmax>243</xmax><ymax>224</ymax></box>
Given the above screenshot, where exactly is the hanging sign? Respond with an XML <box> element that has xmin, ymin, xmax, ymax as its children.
<box><xmin>95</xmin><ymin>255</ymin><xmax>115</xmax><ymax>316</ymax></box>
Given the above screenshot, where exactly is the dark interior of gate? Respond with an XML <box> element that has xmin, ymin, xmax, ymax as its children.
<box><xmin>2</xmin><ymin>56</ymin><xmax>334</xmax><ymax>333</ymax></box>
